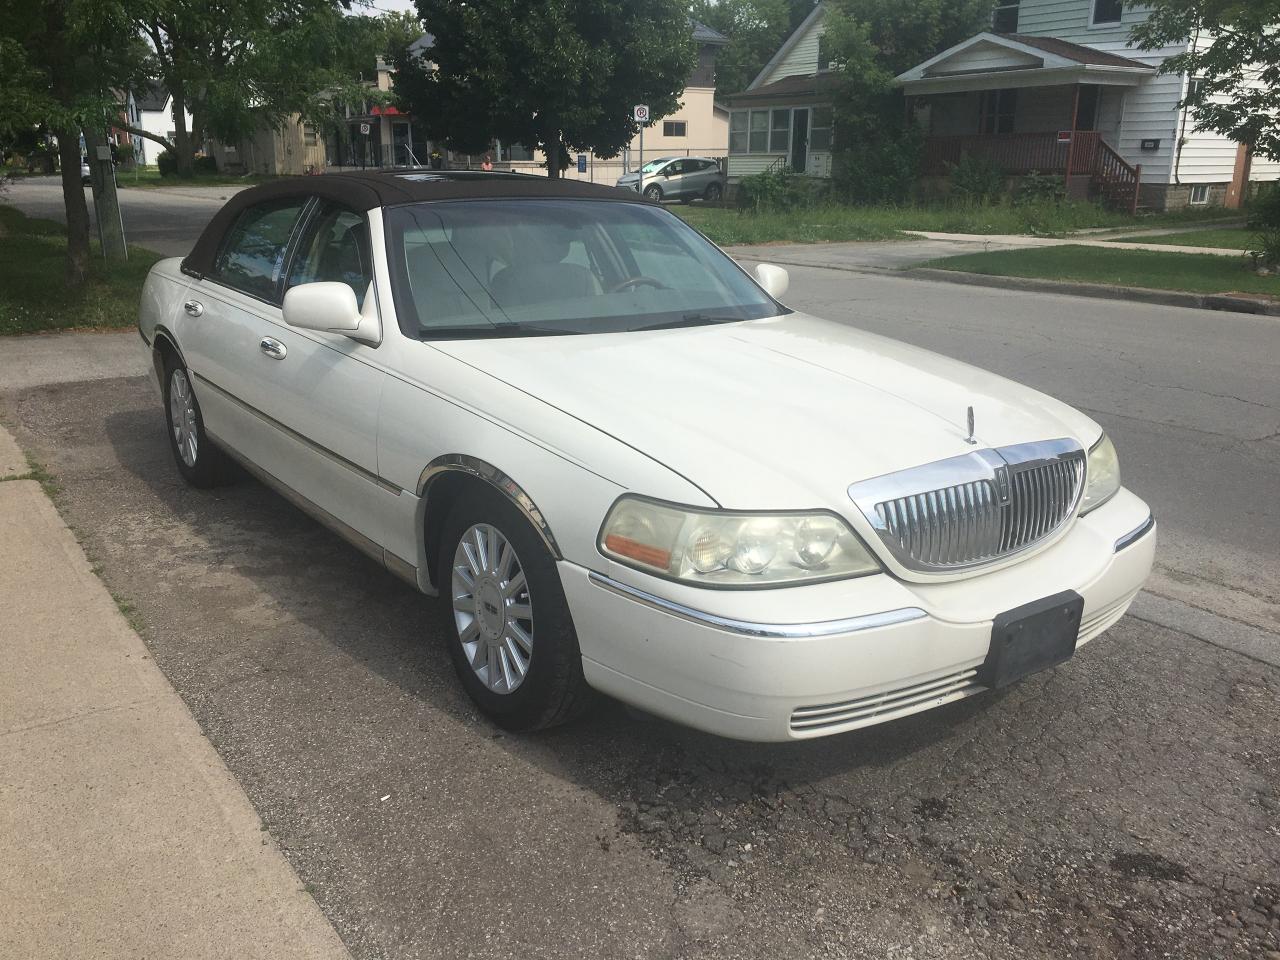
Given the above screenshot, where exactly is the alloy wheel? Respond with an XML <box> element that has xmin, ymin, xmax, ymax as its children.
<box><xmin>169</xmin><ymin>368</ymin><xmax>199</xmax><ymax>468</ymax></box>
<box><xmin>451</xmin><ymin>523</ymin><xmax>534</xmax><ymax>694</ymax></box>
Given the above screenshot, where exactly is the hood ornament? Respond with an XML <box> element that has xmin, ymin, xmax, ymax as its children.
<box><xmin>964</xmin><ymin>405</ymin><xmax>977</xmax><ymax>445</ymax></box>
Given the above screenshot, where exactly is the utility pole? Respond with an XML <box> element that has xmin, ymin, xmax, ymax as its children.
<box><xmin>83</xmin><ymin>125</ymin><xmax>127</xmax><ymax>261</ymax></box>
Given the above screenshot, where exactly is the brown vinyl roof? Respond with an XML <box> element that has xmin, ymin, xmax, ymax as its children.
<box><xmin>723</xmin><ymin>71</ymin><xmax>840</xmax><ymax>105</ymax></box>
<box><xmin>995</xmin><ymin>34</ymin><xmax>1151</xmax><ymax>69</ymax></box>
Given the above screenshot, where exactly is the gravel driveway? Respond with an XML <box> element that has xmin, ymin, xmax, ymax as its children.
<box><xmin>3</xmin><ymin>372</ymin><xmax>1277</xmax><ymax>960</ymax></box>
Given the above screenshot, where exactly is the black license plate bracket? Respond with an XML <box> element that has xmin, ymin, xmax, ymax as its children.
<box><xmin>979</xmin><ymin>590</ymin><xmax>1084</xmax><ymax>689</ymax></box>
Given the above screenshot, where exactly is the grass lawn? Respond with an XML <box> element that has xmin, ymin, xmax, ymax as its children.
<box><xmin>675</xmin><ymin>201</ymin><xmax>1242</xmax><ymax>246</ymax></box>
<box><xmin>0</xmin><ymin>205</ymin><xmax>163</xmax><ymax>335</ymax></box>
<box><xmin>1108</xmin><ymin>227</ymin><xmax>1257</xmax><ymax>250</ymax></box>
<box><xmin>675</xmin><ymin>205</ymin><xmax>906</xmax><ymax>244</ymax></box>
<box><xmin>116</xmin><ymin>166</ymin><xmax>280</xmax><ymax>189</ymax></box>
<box><xmin>919</xmin><ymin>244</ymin><xmax>1279</xmax><ymax>297</ymax></box>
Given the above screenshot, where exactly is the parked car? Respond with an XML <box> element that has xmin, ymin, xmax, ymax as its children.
<box><xmin>616</xmin><ymin>156</ymin><xmax>724</xmax><ymax>203</ymax></box>
<box><xmin>80</xmin><ymin>157</ymin><xmax>91</xmax><ymax>185</ymax></box>
<box><xmin>138</xmin><ymin>171</ymin><xmax>1154</xmax><ymax>741</ymax></box>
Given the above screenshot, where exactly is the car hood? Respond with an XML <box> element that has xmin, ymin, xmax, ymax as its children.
<box><xmin>430</xmin><ymin>312</ymin><xmax>1101</xmax><ymax>511</ymax></box>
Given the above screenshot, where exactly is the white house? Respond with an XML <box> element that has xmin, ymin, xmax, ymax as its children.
<box><xmin>894</xmin><ymin>0</ymin><xmax>1280</xmax><ymax>209</ymax></box>
<box><xmin>130</xmin><ymin>83</ymin><xmax>194</xmax><ymax>166</ymax></box>
<box><xmin>722</xmin><ymin>4</ymin><xmax>837</xmax><ymax>181</ymax></box>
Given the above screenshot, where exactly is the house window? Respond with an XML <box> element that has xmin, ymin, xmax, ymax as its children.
<box><xmin>1189</xmin><ymin>184</ymin><xmax>1209</xmax><ymax>204</ymax></box>
<box><xmin>770</xmin><ymin>109</ymin><xmax>791</xmax><ymax>152</ymax></box>
<box><xmin>496</xmin><ymin>141</ymin><xmax>533</xmax><ymax>162</ymax></box>
<box><xmin>303</xmin><ymin>124</ymin><xmax>318</xmax><ymax>147</ymax></box>
<box><xmin>663</xmin><ymin>120</ymin><xmax>687</xmax><ymax>137</ymax></box>
<box><xmin>1091</xmin><ymin>0</ymin><xmax>1122</xmax><ymax>25</ymax></box>
<box><xmin>991</xmin><ymin>0</ymin><xmax>1019</xmax><ymax>31</ymax></box>
<box><xmin>979</xmin><ymin>89</ymin><xmax>1018</xmax><ymax>134</ymax></box>
<box><xmin>749</xmin><ymin>110</ymin><xmax>769</xmax><ymax>151</ymax></box>
<box><xmin>817</xmin><ymin>34</ymin><xmax>831</xmax><ymax>72</ymax></box>
<box><xmin>810</xmin><ymin>107</ymin><xmax>833</xmax><ymax>151</ymax></box>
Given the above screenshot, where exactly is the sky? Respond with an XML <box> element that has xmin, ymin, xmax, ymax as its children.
<box><xmin>353</xmin><ymin>0</ymin><xmax>419</xmax><ymax>14</ymax></box>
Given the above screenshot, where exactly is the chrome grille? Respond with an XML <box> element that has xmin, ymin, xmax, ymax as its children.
<box><xmin>849</xmin><ymin>439</ymin><xmax>1086</xmax><ymax>572</ymax></box>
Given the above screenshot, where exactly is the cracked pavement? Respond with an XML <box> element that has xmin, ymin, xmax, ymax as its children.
<box><xmin>2</xmin><ymin>266</ymin><xmax>1277</xmax><ymax>959</ymax></box>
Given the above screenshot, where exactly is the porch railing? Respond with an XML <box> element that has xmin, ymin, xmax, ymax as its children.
<box><xmin>921</xmin><ymin>131</ymin><xmax>1101</xmax><ymax>176</ymax></box>
<box><xmin>922</xmin><ymin>130</ymin><xmax>1142</xmax><ymax>211</ymax></box>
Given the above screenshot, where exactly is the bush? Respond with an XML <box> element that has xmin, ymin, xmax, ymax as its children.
<box><xmin>831</xmin><ymin>129</ymin><xmax>922</xmax><ymax>205</ymax></box>
<box><xmin>193</xmin><ymin>155</ymin><xmax>218</xmax><ymax>175</ymax></box>
<box><xmin>948</xmin><ymin>152</ymin><xmax>1005</xmax><ymax>205</ymax></box>
<box><xmin>1246</xmin><ymin>187</ymin><xmax>1280</xmax><ymax>267</ymax></box>
<box><xmin>736</xmin><ymin>167</ymin><xmax>813</xmax><ymax>213</ymax></box>
<box><xmin>156</xmin><ymin>150</ymin><xmax>177</xmax><ymax>177</ymax></box>
<box><xmin>1013</xmin><ymin>171</ymin><xmax>1067</xmax><ymax>207</ymax></box>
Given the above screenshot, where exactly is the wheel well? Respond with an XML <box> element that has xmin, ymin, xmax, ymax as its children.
<box><xmin>421</xmin><ymin>465</ymin><xmax>561</xmax><ymax>591</ymax></box>
<box><xmin>423</xmin><ymin>471</ymin><xmax>489</xmax><ymax>587</ymax></box>
<box><xmin>152</xmin><ymin>330</ymin><xmax>180</xmax><ymax>382</ymax></box>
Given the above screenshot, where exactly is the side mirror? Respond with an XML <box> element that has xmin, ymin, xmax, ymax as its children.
<box><xmin>282</xmin><ymin>281</ymin><xmax>380</xmax><ymax>344</ymax></box>
<box><xmin>754</xmin><ymin>263</ymin><xmax>789</xmax><ymax>300</ymax></box>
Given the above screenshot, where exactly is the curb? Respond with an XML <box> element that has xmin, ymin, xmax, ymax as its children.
<box><xmin>901</xmin><ymin>267</ymin><xmax>1280</xmax><ymax>317</ymax></box>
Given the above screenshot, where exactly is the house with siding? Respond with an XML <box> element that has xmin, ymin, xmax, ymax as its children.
<box><xmin>894</xmin><ymin>0</ymin><xmax>1279</xmax><ymax>209</ymax></box>
<box><xmin>722</xmin><ymin>3</ymin><xmax>837</xmax><ymax>181</ymax></box>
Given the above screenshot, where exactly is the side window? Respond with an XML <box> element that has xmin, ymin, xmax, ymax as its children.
<box><xmin>287</xmin><ymin>203</ymin><xmax>373</xmax><ymax>308</ymax></box>
<box><xmin>213</xmin><ymin>199</ymin><xmax>308</xmax><ymax>301</ymax></box>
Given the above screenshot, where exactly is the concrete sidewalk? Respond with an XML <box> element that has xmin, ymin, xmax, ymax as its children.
<box><xmin>904</xmin><ymin>229</ymin><xmax>1246</xmax><ymax>257</ymax></box>
<box><xmin>0</xmin><ymin>425</ymin><xmax>351</xmax><ymax>960</ymax></box>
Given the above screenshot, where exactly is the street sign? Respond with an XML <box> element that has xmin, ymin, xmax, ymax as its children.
<box><xmin>633</xmin><ymin>104</ymin><xmax>650</xmax><ymax>123</ymax></box>
<box><xmin>360</xmin><ymin>122</ymin><xmax>371</xmax><ymax>135</ymax></box>
<box><xmin>577</xmin><ymin>154</ymin><xmax>587</xmax><ymax>173</ymax></box>
<box><xmin>1056</xmin><ymin>130</ymin><xmax>1072</xmax><ymax>143</ymax></box>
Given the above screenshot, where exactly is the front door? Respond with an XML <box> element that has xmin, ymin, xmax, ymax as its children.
<box><xmin>790</xmin><ymin>108</ymin><xmax>810</xmax><ymax>174</ymax></box>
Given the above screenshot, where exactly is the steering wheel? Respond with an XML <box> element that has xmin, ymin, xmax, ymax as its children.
<box><xmin>609</xmin><ymin>276</ymin><xmax>668</xmax><ymax>293</ymax></box>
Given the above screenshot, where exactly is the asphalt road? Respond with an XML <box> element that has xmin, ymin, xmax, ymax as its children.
<box><xmin>4</xmin><ymin>175</ymin><xmax>242</xmax><ymax>257</ymax></box>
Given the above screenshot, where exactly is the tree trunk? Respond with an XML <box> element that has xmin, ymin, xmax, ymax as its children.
<box><xmin>171</xmin><ymin>84</ymin><xmax>194</xmax><ymax>176</ymax></box>
<box><xmin>55</xmin><ymin>125</ymin><xmax>91</xmax><ymax>286</ymax></box>
<box><xmin>543</xmin><ymin>121</ymin><xmax>561</xmax><ymax>178</ymax></box>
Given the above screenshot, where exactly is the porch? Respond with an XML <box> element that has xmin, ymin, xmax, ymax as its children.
<box><xmin>921</xmin><ymin>130</ymin><xmax>1143</xmax><ymax>211</ymax></box>
<box><xmin>895</xmin><ymin>32</ymin><xmax>1157</xmax><ymax>211</ymax></box>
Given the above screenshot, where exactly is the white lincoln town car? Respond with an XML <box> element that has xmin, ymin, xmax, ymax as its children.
<box><xmin>138</xmin><ymin>171</ymin><xmax>1155</xmax><ymax>741</ymax></box>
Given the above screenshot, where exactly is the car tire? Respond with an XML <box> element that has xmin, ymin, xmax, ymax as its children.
<box><xmin>643</xmin><ymin>184</ymin><xmax>663</xmax><ymax>201</ymax></box>
<box><xmin>704</xmin><ymin>182</ymin><xmax>723</xmax><ymax>202</ymax></box>
<box><xmin>438</xmin><ymin>488</ymin><xmax>593</xmax><ymax>732</ymax></box>
<box><xmin>162</xmin><ymin>352</ymin><xmax>232</xmax><ymax>488</ymax></box>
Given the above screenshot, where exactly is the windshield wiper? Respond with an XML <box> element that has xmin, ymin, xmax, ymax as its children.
<box><xmin>633</xmin><ymin>313</ymin><xmax>741</xmax><ymax>332</ymax></box>
<box><xmin>420</xmin><ymin>324</ymin><xmax>578</xmax><ymax>340</ymax></box>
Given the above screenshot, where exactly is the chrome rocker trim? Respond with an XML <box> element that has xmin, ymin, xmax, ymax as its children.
<box><xmin>588</xmin><ymin>571</ymin><xmax>927</xmax><ymax>639</ymax></box>
<box><xmin>1114</xmin><ymin>513</ymin><xmax>1155</xmax><ymax>553</ymax></box>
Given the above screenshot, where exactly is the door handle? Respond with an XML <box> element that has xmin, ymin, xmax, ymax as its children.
<box><xmin>183</xmin><ymin>299</ymin><xmax>203</xmax><ymax>317</ymax></box>
<box><xmin>259</xmin><ymin>337</ymin><xmax>287</xmax><ymax>360</ymax></box>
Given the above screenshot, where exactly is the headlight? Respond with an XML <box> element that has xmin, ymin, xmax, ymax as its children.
<box><xmin>598</xmin><ymin>497</ymin><xmax>881</xmax><ymax>587</ymax></box>
<box><xmin>1080</xmin><ymin>432</ymin><xmax>1121</xmax><ymax>514</ymax></box>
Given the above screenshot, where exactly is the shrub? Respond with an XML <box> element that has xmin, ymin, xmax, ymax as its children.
<box><xmin>193</xmin><ymin>155</ymin><xmax>218</xmax><ymax>175</ymax></box>
<box><xmin>831</xmin><ymin>129</ymin><xmax>922</xmax><ymax>205</ymax></box>
<box><xmin>1247</xmin><ymin>187</ymin><xmax>1280</xmax><ymax>267</ymax></box>
<box><xmin>736</xmin><ymin>167</ymin><xmax>812</xmax><ymax>213</ymax></box>
<box><xmin>1013</xmin><ymin>171</ymin><xmax>1067</xmax><ymax>207</ymax></box>
<box><xmin>156</xmin><ymin>150</ymin><xmax>178</xmax><ymax>177</ymax></box>
<box><xmin>948</xmin><ymin>152</ymin><xmax>1005</xmax><ymax>205</ymax></box>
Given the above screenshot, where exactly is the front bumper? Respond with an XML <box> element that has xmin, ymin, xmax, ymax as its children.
<box><xmin>560</xmin><ymin>488</ymin><xmax>1155</xmax><ymax>741</ymax></box>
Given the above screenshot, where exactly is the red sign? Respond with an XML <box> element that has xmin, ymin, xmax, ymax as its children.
<box><xmin>1057</xmin><ymin>130</ymin><xmax>1073</xmax><ymax>144</ymax></box>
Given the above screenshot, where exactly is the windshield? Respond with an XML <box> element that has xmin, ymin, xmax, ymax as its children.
<box><xmin>639</xmin><ymin>158</ymin><xmax>671</xmax><ymax>174</ymax></box>
<box><xmin>384</xmin><ymin>199</ymin><xmax>785</xmax><ymax>339</ymax></box>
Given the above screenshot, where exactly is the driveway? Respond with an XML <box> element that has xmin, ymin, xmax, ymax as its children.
<box><xmin>2</xmin><ymin>267</ymin><xmax>1277</xmax><ymax>960</ymax></box>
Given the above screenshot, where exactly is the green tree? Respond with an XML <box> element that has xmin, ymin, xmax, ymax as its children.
<box><xmin>689</xmin><ymin>0</ymin><xmax>791</xmax><ymax>96</ymax></box>
<box><xmin>1130</xmin><ymin>0</ymin><xmax>1280</xmax><ymax>162</ymax></box>
<box><xmin>1</xmin><ymin>0</ymin><xmax>143</xmax><ymax>282</ymax></box>
<box><xmin>123</xmin><ymin>1</ymin><xmax>398</xmax><ymax>175</ymax></box>
<box><xmin>396</xmin><ymin>0</ymin><xmax>695</xmax><ymax>176</ymax></box>
<box><xmin>821</xmin><ymin>0</ymin><xmax>989</xmax><ymax>202</ymax></box>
